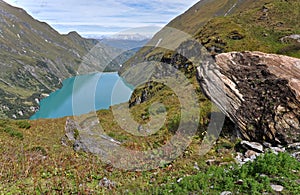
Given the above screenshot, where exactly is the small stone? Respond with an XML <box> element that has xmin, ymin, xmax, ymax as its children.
<box><xmin>270</xmin><ymin>147</ymin><xmax>285</xmax><ymax>153</ymax></box>
<box><xmin>276</xmin><ymin>105</ymin><xmax>286</xmax><ymax>113</ymax></box>
<box><xmin>271</xmin><ymin>184</ymin><xmax>284</xmax><ymax>192</ymax></box>
<box><xmin>292</xmin><ymin>152</ymin><xmax>300</xmax><ymax>161</ymax></box>
<box><xmin>235</xmin><ymin>179</ymin><xmax>244</xmax><ymax>185</ymax></box>
<box><xmin>206</xmin><ymin>159</ymin><xmax>216</xmax><ymax>166</ymax></box>
<box><xmin>280</xmin><ymin>34</ymin><xmax>300</xmax><ymax>43</ymax></box>
<box><xmin>288</xmin><ymin>142</ymin><xmax>300</xmax><ymax>150</ymax></box>
<box><xmin>220</xmin><ymin>191</ymin><xmax>232</xmax><ymax>195</ymax></box>
<box><xmin>177</xmin><ymin>178</ymin><xmax>183</xmax><ymax>183</ymax></box>
<box><xmin>194</xmin><ymin>162</ymin><xmax>200</xmax><ymax>171</ymax></box>
<box><xmin>245</xmin><ymin>150</ymin><xmax>258</xmax><ymax>159</ymax></box>
<box><xmin>235</xmin><ymin>153</ymin><xmax>245</xmax><ymax>165</ymax></box>
<box><xmin>250</xmin><ymin>154</ymin><xmax>257</xmax><ymax>161</ymax></box>
<box><xmin>241</xmin><ymin>141</ymin><xmax>264</xmax><ymax>153</ymax></box>
<box><xmin>263</xmin><ymin>142</ymin><xmax>272</xmax><ymax>148</ymax></box>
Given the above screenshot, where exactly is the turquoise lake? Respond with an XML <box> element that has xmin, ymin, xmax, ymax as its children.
<box><xmin>30</xmin><ymin>72</ymin><xmax>133</xmax><ymax>119</ymax></box>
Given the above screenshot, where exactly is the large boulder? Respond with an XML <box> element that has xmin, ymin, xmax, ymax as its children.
<box><xmin>197</xmin><ymin>51</ymin><xmax>300</xmax><ymax>144</ymax></box>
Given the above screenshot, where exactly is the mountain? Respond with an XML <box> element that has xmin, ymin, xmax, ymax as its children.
<box><xmin>0</xmin><ymin>1</ymin><xmax>123</xmax><ymax>119</ymax></box>
<box><xmin>120</xmin><ymin>0</ymin><xmax>300</xmax><ymax>143</ymax></box>
<box><xmin>0</xmin><ymin>0</ymin><xmax>300</xmax><ymax>193</ymax></box>
<box><xmin>121</xmin><ymin>0</ymin><xmax>300</xmax><ymax>109</ymax></box>
<box><xmin>100</xmin><ymin>36</ymin><xmax>150</xmax><ymax>51</ymax></box>
<box><xmin>121</xmin><ymin>0</ymin><xmax>300</xmax><ymax>74</ymax></box>
<box><xmin>98</xmin><ymin>35</ymin><xmax>151</xmax><ymax>71</ymax></box>
<box><xmin>120</xmin><ymin>0</ymin><xmax>273</xmax><ymax>73</ymax></box>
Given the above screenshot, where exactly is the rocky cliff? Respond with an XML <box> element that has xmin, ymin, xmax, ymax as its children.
<box><xmin>197</xmin><ymin>51</ymin><xmax>300</xmax><ymax>144</ymax></box>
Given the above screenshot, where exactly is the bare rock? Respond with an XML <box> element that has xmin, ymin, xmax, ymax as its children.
<box><xmin>235</xmin><ymin>152</ymin><xmax>244</xmax><ymax>165</ymax></box>
<box><xmin>280</xmin><ymin>34</ymin><xmax>300</xmax><ymax>43</ymax></box>
<box><xmin>65</xmin><ymin>118</ymin><xmax>80</xmax><ymax>141</ymax></box>
<box><xmin>271</xmin><ymin>184</ymin><xmax>284</xmax><ymax>192</ymax></box>
<box><xmin>241</xmin><ymin>141</ymin><xmax>264</xmax><ymax>153</ymax></box>
<box><xmin>62</xmin><ymin>118</ymin><xmax>89</xmax><ymax>152</ymax></box>
<box><xmin>263</xmin><ymin>142</ymin><xmax>272</xmax><ymax>148</ymax></box>
<box><xmin>245</xmin><ymin>150</ymin><xmax>258</xmax><ymax>159</ymax></box>
<box><xmin>220</xmin><ymin>191</ymin><xmax>232</xmax><ymax>195</ymax></box>
<box><xmin>292</xmin><ymin>152</ymin><xmax>300</xmax><ymax>162</ymax></box>
<box><xmin>206</xmin><ymin>159</ymin><xmax>216</xmax><ymax>166</ymax></box>
<box><xmin>197</xmin><ymin>51</ymin><xmax>300</xmax><ymax>144</ymax></box>
<box><xmin>288</xmin><ymin>142</ymin><xmax>300</xmax><ymax>150</ymax></box>
<box><xmin>270</xmin><ymin>147</ymin><xmax>285</xmax><ymax>154</ymax></box>
<box><xmin>235</xmin><ymin>179</ymin><xmax>244</xmax><ymax>185</ymax></box>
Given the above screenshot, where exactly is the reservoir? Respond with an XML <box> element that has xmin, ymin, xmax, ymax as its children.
<box><xmin>30</xmin><ymin>72</ymin><xmax>133</xmax><ymax>119</ymax></box>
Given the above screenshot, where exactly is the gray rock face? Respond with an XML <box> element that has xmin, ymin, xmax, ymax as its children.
<box><xmin>197</xmin><ymin>51</ymin><xmax>300</xmax><ymax>144</ymax></box>
<box><xmin>62</xmin><ymin>118</ymin><xmax>89</xmax><ymax>152</ymax></box>
<box><xmin>65</xmin><ymin>118</ymin><xmax>79</xmax><ymax>141</ymax></box>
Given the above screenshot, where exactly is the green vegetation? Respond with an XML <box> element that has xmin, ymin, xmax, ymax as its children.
<box><xmin>151</xmin><ymin>152</ymin><xmax>300</xmax><ymax>194</ymax></box>
<box><xmin>195</xmin><ymin>0</ymin><xmax>300</xmax><ymax>58</ymax></box>
<box><xmin>3</xmin><ymin>126</ymin><xmax>23</xmax><ymax>139</ymax></box>
<box><xmin>0</xmin><ymin>116</ymin><xmax>299</xmax><ymax>194</ymax></box>
<box><xmin>0</xmin><ymin>120</ymin><xmax>25</xmax><ymax>139</ymax></box>
<box><xmin>1</xmin><ymin>0</ymin><xmax>300</xmax><ymax>194</ymax></box>
<box><xmin>16</xmin><ymin>120</ymin><xmax>31</xmax><ymax>129</ymax></box>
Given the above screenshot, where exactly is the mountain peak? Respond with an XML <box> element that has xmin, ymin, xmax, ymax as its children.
<box><xmin>0</xmin><ymin>1</ymin><xmax>97</xmax><ymax>119</ymax></box>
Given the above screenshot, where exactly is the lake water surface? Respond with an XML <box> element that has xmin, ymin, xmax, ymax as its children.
<box><xmin>30</xmin><ymin>72</ymin><xmax>133</xmax><ymax>119</ymax></box>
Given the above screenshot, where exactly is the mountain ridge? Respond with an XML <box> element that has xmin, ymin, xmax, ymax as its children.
<box><xmin>120</xmin><ymin>0</ymin><xmax>274</xmax><ymax>74</ymax></box>
<box><xmin>0</xmin><ymin>0</ymin><xmax>122</xmax><ymax>119</ymax></box>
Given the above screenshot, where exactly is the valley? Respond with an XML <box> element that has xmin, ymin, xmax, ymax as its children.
<box><xmin>0</xmin><ymin>0</ymin><xmax>300</xmax><ymax>194</ymax></box>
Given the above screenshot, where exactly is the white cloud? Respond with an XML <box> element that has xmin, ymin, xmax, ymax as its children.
<box><xmin>3</xmin><ymin>0</ymin><xmax>199</xmax><ymax>36</ymax></box>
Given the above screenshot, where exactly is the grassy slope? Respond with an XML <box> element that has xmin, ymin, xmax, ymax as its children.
<box><xmin>1</xmin><ymin>0</ymin><xmax>300</xmax><ymax>194</ymax></box>
<box><xmin>195</xmin><ymin>0</ymin><xmax>300</xmax><ymax>58</ymax></box>
<box><xmin>0</xmin><ymin>115</ymin><xmax>299</xmax><ymax>194</ymax></box>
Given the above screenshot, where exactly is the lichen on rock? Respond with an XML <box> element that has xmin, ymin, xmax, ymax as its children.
<box><xmin>197</xmin><ymin>51</ymin><xmax>300</xmax><ymax>145</ymax></box>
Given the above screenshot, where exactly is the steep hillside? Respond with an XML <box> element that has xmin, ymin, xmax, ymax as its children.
<box><xmin>121</xmin><ymin>0</ymin><xmax>300</xmax><ymax>115</ymax></box>
<box><xmin>0</xmin><ymin>1</ymin><xmax>300</xmax><ymax>193</ymax></box>
<box><xmin>195</xmin><ymin>0</ymin><xmax>300</xmax><ymax>57</ymax></box>
<box><xmin>121</xmin><ymin>0</ymin><xmax>272</xmax><ymax>73</ymax></box>
<box><xmin>0</xmin><ymin>1</ymin><xmax>121</xmax><ymax>119</ymax></box>
<box><xmin>120</xmin><ymin>0</ymin><xmax>300</xmax><ymax>143</ymax></box>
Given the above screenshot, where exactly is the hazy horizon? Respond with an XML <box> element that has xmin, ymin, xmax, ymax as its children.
<box><xmin>3</xmin><ymin>0</ymin><xmax>199</xmax><ymax>38</ymax></box>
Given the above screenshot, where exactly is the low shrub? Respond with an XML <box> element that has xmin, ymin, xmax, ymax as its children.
<box><xmin>16</xmin><ymin>120</ymin><xmax>31</xmax><ymax>129</ymax></box>
<box><xmin>4</xmin><ymin>126</ymin><xmax>24</xmax><ymax>139</ymax></box>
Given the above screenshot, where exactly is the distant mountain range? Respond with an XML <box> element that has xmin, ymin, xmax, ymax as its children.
<box><xmin>100</xmin><ymin>36</ymin><xmax>150</xmax><ymax>51</ymax></box>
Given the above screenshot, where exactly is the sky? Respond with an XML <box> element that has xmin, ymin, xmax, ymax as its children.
<box><xmin>3</xmin><ymin>0</ymin><xmax>199</xmax><ymax>38</ymax></box>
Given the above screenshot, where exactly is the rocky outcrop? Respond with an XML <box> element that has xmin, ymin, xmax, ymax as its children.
<box><xmin>197</xmin><ymin>51</ymin><xmax>300</xmax><ymax>145</ymax></box>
